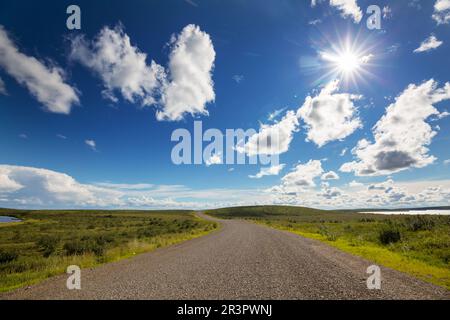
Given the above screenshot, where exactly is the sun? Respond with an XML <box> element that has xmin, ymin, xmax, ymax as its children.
<box><xmin>336</xmin><ymin>51</ymin><xmax>361</xmax><ymax>73</ymax></box>
<box><xmin>310</xmin><ymin>33</ymin><xmax>378</xmax><ymax>87</ymax></box>
<box><xmin>320</xmin><ymin>49</ymin><xmax>365</xmax><ymax>77</ymax></box>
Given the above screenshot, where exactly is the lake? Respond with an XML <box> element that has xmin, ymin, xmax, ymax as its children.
<box><xmin>0</xmin><ymin>216</ymin><xmax>22</xmax><ymax>223</ymax></box>
<box><xmin>361</xmin><ymin>210</ymin><xmax>450</xmax><ymax>216</ymax></box>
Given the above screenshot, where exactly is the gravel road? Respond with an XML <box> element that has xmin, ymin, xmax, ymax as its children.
<box><xmin>2</xmin><ymin>213</ymin><xmax>449</xmax><ymax>300</ymax></box>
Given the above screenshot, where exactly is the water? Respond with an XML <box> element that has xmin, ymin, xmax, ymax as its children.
<box><xmin>0</xmin><ymin>216</ymin><xmax>22</xmax><ymax>223</ymax></box>
<box><xmin>361</xmin><ymin>210</ymin><xmax>450</xmax><ymax>216</ymax></box>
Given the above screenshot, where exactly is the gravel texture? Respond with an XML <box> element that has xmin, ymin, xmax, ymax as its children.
<box><xmin>2</xmin><ymin>213</ymin><xmax>449</xmax><ymax>300</ymax></box>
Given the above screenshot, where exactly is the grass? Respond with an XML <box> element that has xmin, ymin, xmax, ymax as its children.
<box><xmin>0</xmin><ymin>208</ymin><xmax>218</xmax><ymax>292</ymax></box>
<box><xmin>206</xmin><ymin>206</ymin><xmax>450</xmax><ymax>290</ymax></box>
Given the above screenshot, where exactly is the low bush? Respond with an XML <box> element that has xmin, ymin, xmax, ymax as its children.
<box><xmin>405</xmin><ymin>216</ymin><xmax>435</xmax><ymax>232</ymax></box>
<box><xmin>37</xmin><ymin>235</ymin><xmax>60</xmax><ymax>257</ymax></box>
<box><xmin>0</xmin><ymin>250</ymin><xmax>18</xmax><ymax>264</ymax></box>
<box><xmin>379</xmin><ymin>228</ymin><xmax>401</xmax><ymax>245</ymax></box>
<box><xmin>63</xmin><ymin>239</ymin><xmax>105</xmax><ymax>257</ymax></box>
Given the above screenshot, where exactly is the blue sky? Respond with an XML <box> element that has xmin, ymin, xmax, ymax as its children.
<box><xmin>0</xmin><ymin>0</ymin><xmax>449</xmax><ymax>209</ymax></box>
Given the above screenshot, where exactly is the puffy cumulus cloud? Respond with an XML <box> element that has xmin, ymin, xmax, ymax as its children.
<box><xmin>2</xmin><ymin>165</ymin><xmax>450</xmax><ymax>210</ymax></box>
<box><xmin>319</xmin><ymin>185</ymin><xmax>342</xmax><ymax>199</ymax></box>
<box><xmin>0</xmin><ymin>168</ymin><xmax>23</xmax><ymax>193</ymax></box>
<box><xmin>297</xmin><ymin>80</ymin><xmax>362</xmax><ymax>147</ymax></box>
<box><xmin>70</xmin><ymin>25</ymin><xmax>165</xmax><ymax>107</ymax></box>
<box><xmin>312</xmin><ymin>0</ymin><xmax>363</xmax><ymax>23</ymax></box>
<box><xmin>0</xmin><ymin>165</ymin><xmax>226</xmax><ymax>209</ymax></box>
<box><xmin>276</xmin><ymin>160</ymin><xmax>324</xmax><ymax>193</ymax></box>
<box><xmin>329</xmin><ymin>0</ymin><xmax>363</xmax><ymax>22</ymax></box>
<box><xmin>368</xmin><ymin>179</ymin><xmax>395</xmax><ymax>191</ymax></box>
<box><xmin>433</xmin><ymin>0</ymin><xmax>450</xmax><ymax>24</ymax></box>
<box><xmin>157</xmin><ymin>24</ymin><xmax>216</xmax><ymax>121</ymax></box>
<box><xmin>0</xmin><ymin>165</ymin><xmax>108</xmax><ymax>206</ymax></box>
<box><xmin>70</xmin><ymin>24</ymin><xmax>216</xmax><ymax>122</ymax></box>
<box><xmin>341</xmin><ymin>80</ymin><xmax>450</xmax><ymax>176</ymax></box>
<box><xmin>240</xmin><ymin>110</ymin><xmax>299</xmax><ymax>156</ymax></box>
<box><xmin>0</xmin><ymin>26</ymin><xmax>79</xmax><ymax>114</ymax></box>
<box><xmin>414</xmin><ymin>35</ymin><xmax>443</xmax><ymax>53</ymax></box>
<box><xmin>0</xmin><ymin>165</ymin><xmax>279</xmax><ymax>210</ymax></box>
<box><xmin>268</xmin><ymin>177</ymin><xmax>450</xmax><ymax>210</ymax></box>
<box><xmin>249</xmin><ymin>164</ymin><xmax>285</xmax><ymax>179</ymax></box>
<box><xmin>321</xmin><ymin>171</ymin><xmax>340</xmax><ymax>181</ymax></box>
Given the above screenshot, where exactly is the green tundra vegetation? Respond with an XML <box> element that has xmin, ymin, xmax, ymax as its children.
<box><xmin>0</xmin><ymin>209</ymin><xmax>217</xmax><ymax>292</ymax></box>
<box><xmin>206</xmin><ymin>206</ymin><xmax>450</xmax><ymax>290</ymax></box>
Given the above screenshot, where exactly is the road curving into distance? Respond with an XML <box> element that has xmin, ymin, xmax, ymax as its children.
<box><xmin>2</xmin><ymin>212</ymin><xmax>449</xmax><ymax>300</ymax></box>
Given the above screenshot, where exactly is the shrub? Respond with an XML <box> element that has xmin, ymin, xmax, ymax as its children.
<box><xmin>379</xmin><ymin>228</ymin><xmax>401</xmax><ymax>245</ymax></box>
<box><xmin>0</xmin><ymin>250</ymin><xmax>18</xmax><ymax>264</ymax></box>
<box><xmin>63</xmin><ymin>239</ymin><xmax>105</xmax><ymax>256</ymax></box>
<box><xmin>318</xmin><ymin>225</ymin><xmax>338</xmax><ymax>241</ymax></box>
<box><xmin>37</xmin><ymin>235</ymin><xmax>60</xmax><ymax>257</ymax></box>
<box><xmin>405</xmin><ymin>216</ymin><xmax>435</xmax><ymax>232</ymax></box>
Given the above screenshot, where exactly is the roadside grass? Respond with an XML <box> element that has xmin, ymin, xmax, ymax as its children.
<box><xmin>0</xmin><ymin>209</ymin><xmax>217</xmax><ymax>292</ymax></box>
<box><xmin>206</xmin><ymin>206</ymin><xmax>450</xmax><ymax>290</ymax></box>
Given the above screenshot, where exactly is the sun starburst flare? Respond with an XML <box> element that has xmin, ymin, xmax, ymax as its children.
<box><xmin>310</xmin><ymin>34</ymin><xmax>380</xmax><ymax>88</ymax></box>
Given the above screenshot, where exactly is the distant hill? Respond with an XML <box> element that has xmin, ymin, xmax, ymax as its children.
<box><xmin>206</xmin><ymin>205</ymin><xmax>335</xmax><ymax>219</ymax></box>
<box><xmin>206</xmin><ymin>205</ymin><xmax>450</xmax><ymax>219</ymax></box>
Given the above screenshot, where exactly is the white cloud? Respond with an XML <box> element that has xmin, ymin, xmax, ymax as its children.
<box><xmin>2</xmin><ymin>165</ymin><xmax>450</xmax><ymax>210</ymax></box>
<box><xmin>0</xmin><ymin>165</ymin><xmax>267</xmax><ymax>209</ymax></box>
<box><xmin>309</xmin><ymin>19</ymin><xmax>322</xmax><ymax>25</ymax></box>
<box><xmin>433</xmin><ymin>0</ymin><xmax>450</xmax><ymax>24</ymax></box>
<box><xmin>269</xmin><ymin>176</ymin><xmax>450</xmax><ymax>210</ymax></box>
<box><xmin>340</xmin><ymin>148</ymin><xmax>348</xmax><ymax>156</ymax></box>
<box><xmin>268</xmin><ymin>108</ymin><xmax>286</xmax><ymax>121</ymax></box>
<box><xmin>414</xmin><ymin>35</ymin><xmax>443</xmax><ymax>53</ymax></box>
<box><xmin>444</xmin><ymin>159</ymin><xmax>450</xmax><ymax>165</ymax></box>
<box><xmin>330</xmin><ymin>0</ymin><xmax>363</xmax><ymax>23</ymax></box>
<box><xmin>0</xmin><ymin>168</ymin><xmax>23</xmax><ymax>193</ymax></box>
<box><xmin>85</xmin><ymin>139</ymin><xmax>97</xmax><ymax>151</ymax></box>
<box><xmin>70</xmin><ymin>25</ymin><xmax>165</xmax><ymax>107</ymax></box>
<box><xmin>321</xmin><ymin>171</ymin><xmax>340</xmax><ymax>181</ymax></box>
<box><xmin>205</xmin><ymin>153</ymin><xmax>222</xmax><ymax>166</ymax></box>
<box><xmin>297</xmin><ymin>80</ymin><xmax>362</xmax><ymax>147</ymax></box>
<box><xmin>319</xmin><ymin>185</ymin><xmax>342</xmax><ymax>199</ymax></box>
<box><xmin>278</xmin><ymin>160</ymin><xmax>324</xmax><ymax>191</ymax></box>
<box><xmin>157</xmin><ymin>24</ymin><xmax>216</xmax><ymax>121</ymax></box>
<box><xmin>249</xmin><ymin>164</ymin><xmax>285</xmax><ymax>179</ymax></box>
<box><xmin>360</xmin><ymin>54</ymin><xmax>374</xmax><ymax>64</ymax></box>
<box><xmin>241</xmin><ymin>110</ymin><xmax>299</xmax><ymax>156</ymax></box>
<box><xmin>0</xmin><ymin>26</ymin><xmax>79</xmax><ymax>114</ymax></box>
<box><xmin>348</xmin><ymin>180</ymin><xmax>363</xmax><ymax>187</ymax></box>
<box><xmin>341</xmin><ymin>80</ymin><xmax>450</xmax><ymax>176</ymax></box>
<box><xmin>312</xmin><ymin>0</ymin><xmax>362</xmax><ymax>23</ymax></box>
<box><xmin>0</xmin><ymin>165</ymin><xmax>106</xmax><ymax>206</ymax></box>
<box><xmin>383</xmin><ymin>6</ymin><xmax>392</xmax><ymax>19</ymax></box>
<box><xmin>70</xmin><ymin>24</ymin><xmax>215</xmax><ymax>122</ymax></box>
